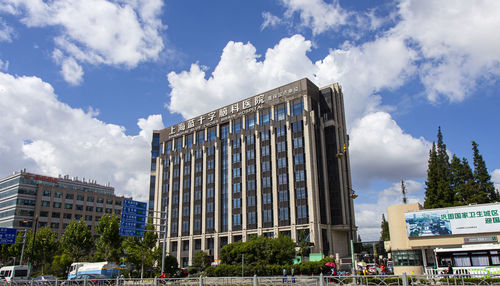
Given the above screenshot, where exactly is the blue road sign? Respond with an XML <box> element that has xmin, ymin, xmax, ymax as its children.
<box><xmin>0</xmin><ymin>227</ymin><xmax>17</xmax><ymax>244</ymax></box>
<box><xmin>119</xmin><ymin>199</ymin><xmax>147</xmax><ymax>237</ymax></box>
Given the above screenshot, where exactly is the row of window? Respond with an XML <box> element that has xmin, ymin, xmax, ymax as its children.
<box><xmin>41</xmin><ymin>191</ymin><xmax>121</xmax><ymax>205</ymax></box>
<box><xmin>39</xmin><ymin>201</ymin><xmax>120</xmax><ymax>214</ymax></box>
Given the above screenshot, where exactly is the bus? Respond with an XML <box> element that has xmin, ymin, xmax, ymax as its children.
<box><xmin>0</xmin><ymin>265</ymin><xmax>29</xmax><ymax>282</ymax></box>
<box><xmin>67</xmin><ymin>262</ymin><xmax>120</xmax><ymax>280</ymax></box>
<box><xmin>434</xmin><ymin>244</ymin><xmax>500</xmax><ymax>276</ymax></box>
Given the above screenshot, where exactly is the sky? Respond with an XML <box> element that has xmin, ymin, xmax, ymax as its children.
<box><xmin>1</xmin><ymin>0</ymin><xmax>500</xmax><ymax>241</ymax></box>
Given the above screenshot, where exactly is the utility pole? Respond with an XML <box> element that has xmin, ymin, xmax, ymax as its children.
<box><xmin>241</xmin><ymin>254</ymin><xmax>244</xmax><ymax>277</ymax></box>
<box><xmin>401</xmin><ymin>180</ymin><xmax>407</xmax><ymax>204</ymax></box>
<box><xmin>19</xmin><ymin>229</ymin><xmax>27</xmax><ymax>265</ymax></box>
<box><xmin>28</xmin><ymin>216</ymin><xmax>39</xmax><ymax>278</ymax></box>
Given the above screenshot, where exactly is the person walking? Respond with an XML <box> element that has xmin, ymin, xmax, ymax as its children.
<box><xmin>283</xmin><ymin>268</ymin><xmax>287</xmax><ymax>283</ymax></box>
<box><xmin>447</xmin><ymin>263</ymin><xmax>453</xmax><ymax>276</ymax></box>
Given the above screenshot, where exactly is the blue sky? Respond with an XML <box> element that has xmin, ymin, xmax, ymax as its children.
<box><xmin>1</xmin><ymin>0</ymin><xmax>499</xmax><ymax>240</ymax></box>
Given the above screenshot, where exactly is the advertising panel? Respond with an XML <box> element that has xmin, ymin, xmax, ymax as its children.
<box><xmin>405</xmin><ymin>204</ymin><xmax>500</xmax><ymax>237</ymax></box>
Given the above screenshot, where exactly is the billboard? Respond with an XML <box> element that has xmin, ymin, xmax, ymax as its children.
<box><xmin>405</xmin><ymin>204</ymin><xmax>500</xmax><ymax>237</ymax></box>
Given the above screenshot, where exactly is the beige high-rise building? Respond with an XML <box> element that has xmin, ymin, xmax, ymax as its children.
<box><xmin>149</xmin><ymin>78</ymin><xmax>356</xmax><ymax>267</ymax></box>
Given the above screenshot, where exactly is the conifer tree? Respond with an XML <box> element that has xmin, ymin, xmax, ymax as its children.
<box><xmin>451</xmin><ymin>156</ymin><xmax>476</xmax><ymax>205</ymax></box>
<box><xmin>380</xmin><ymin>214</ymin><xmax>390</xmax><ymax>241</ymax></box>
<box><xmin>424</xmin><ymin>127</ymin><xmax>454</xmax><ymax>208</ymax></box>
<box><xmin>472</xmin><ymin>141</ymin><xmax>498</xmax><ymax>202</ymax></box>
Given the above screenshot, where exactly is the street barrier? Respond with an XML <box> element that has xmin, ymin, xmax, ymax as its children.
<box><xmin>6</xmin><ymin>273</ymin><xmax>500</xmax><ymax>286</ymax></box>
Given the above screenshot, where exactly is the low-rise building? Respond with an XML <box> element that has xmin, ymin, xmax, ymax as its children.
<box><xmin>0</xmin><ymin>169</ymin><xmax>129</xmax><ymax>236</ymax></box>
<box><xmin>386</xmin><ymin>202</ymin><xmax>500</xmax><ymax>275</ymax></box>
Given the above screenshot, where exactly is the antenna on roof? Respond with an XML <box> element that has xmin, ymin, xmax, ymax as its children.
<box><xmin>401</xmin><ymin>180</ymin><xmax>407</xmax><ymax>204</ymax></box>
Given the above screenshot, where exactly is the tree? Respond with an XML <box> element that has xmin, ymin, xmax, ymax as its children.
<box><xmin>94</xmin><ymin>214</ymin><xmax>122</xmax><ymax>263</ymax></box>
<box><xmin>472</xmin><ymin>141</ymin><xmax>498</xmax><ymax>202</ymax></box>
<box><xmin>60</xmin><ymin>219</ymin><xmax>94</xmax><ymax>262</ymax></box>
<box><xmin>380</xmin><ymin>214</ymin><xmax>390</xmax><ymax>241</ymax></box>
<box><xmin>51</xmin><ymin>253</ymin><xmax>73</xmax><ymax>278</ymax></box>
<box><xmin>451</xmin><ymin>155</ymin><xmax>476</xmax><ymax>205</ymax></box>
<box><xmin>192</xmin><ymin>250</ymin><xmax>210</xmax><ymax>271</ymax></box>
<box><xmin>123</xmin><ymin>222</ymin><xmax>157</xmax><ymax>278</ymax></box>
<box><xmin>24</xmin><ymin>227</ymin><xmax>58</xmax><ymax>274</ymax></box>
<box><xmin>424</xmin><ymin>127</ymin><xmax>454</xmax><ymax>208</ymax></box>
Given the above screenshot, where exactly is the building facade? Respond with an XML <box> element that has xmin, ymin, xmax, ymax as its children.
<box><xmin>150</xmin><ymin>78</ymin><xmax>356</xmax><ymax>267</ymax></box>
<box><xmin>0</xmin><ymin>169</ymin><xmax>129</xmax><ymax>236</ymax></box>
<box><xmin>386</xmin><ymin>202</ymin><xmax>500</xmax><ymax>275</ymax></box>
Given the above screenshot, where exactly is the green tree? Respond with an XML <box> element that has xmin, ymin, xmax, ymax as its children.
<box><xmin>24</xmin><ymin>227</ymin><xmax>58</xmax><ymax>274</ymax></box>
<box><xmin>50</xmin><ymin>253</ymin><xmax>73</xmax><ymax>278</ymax></box>
<box><xmin>451</xmin><ymin>155</ymin><xmax>476</xmax><ymax>205</ymax></box>
<box><xmin>380</xmin><ymin>214</ymin><xmax>390</xmax><ymax>241</ymax></box>
<box><xmin>192</xmin><ymin>250</ymin><xmax>210</xmax><ymax>271</ymax></box>
<box><xmin>424</xmin><ymin>127</ymin><xmax>454</xmax><ymax>208</ymax></box>
<box><xmin>60</xmin><ymin>219</ymin><xmax>94</xmax><ymax>262</ymax></box>
<box><xmin>94</xmin><ymin>214</ymin><xmax>122</xmax><ymax>263</ymax></box>
<box><xmin>123</xmin><ymin>223</ymin><xmax>157</xmax><ymax>278</ymax></box>
<box><xmin>296</xmin><ymin>230</ymin><xmax>311</xmax><ymax>262</ymax></box>
<box><xmin>472</xmin><ymin>141</ymin><xmax>498</xmax><ymax>202</ymax></box>
<box><xmin>270</xmin><ymin>235</ymin><xmax>296</xmax><ymax>265</ymax></box>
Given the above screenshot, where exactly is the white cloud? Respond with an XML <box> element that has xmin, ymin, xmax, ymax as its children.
<box><xmin>60</xmin><ymin>57</ymin><xmax>83</xmax><ymax>86</ymax></box>
<box><xmin>0</xmin><ymin>59</ymin><xmax>8</xmax><ymax>71</ymax></box>
<box><xmin>492</xmin><ymin>169</ymin><xmax>500</xmax><ymax>191</ymax></box>
<box><xmin>261</xmin><ymin>12</ymin><xmax>282</xmax><ymax>30</ymax></box>
<box><xmin>0</xmin><ymin>71</ymin><xmax>164</xmax><ymax>201</ymax></box>
<box><xmin>3</xmin><ymin>0</ymin><xmax>164</xmax><ymax>84</ymax></box>
<box><xmin>355</xmin><ymin>180</ymin><xmax>423</xmax><ymax>241</ymax></box>
<box><xmin>349</xmin><ymin>112</ymin><xmax>431</xmax><ymax>187</ymax></box>
<box><xmin>167</xmin><ymin>34</ymin><xmax>425</xmax><ymax>188</ymax></box>
<box><xmin>0</xmin><ymin>19</ymin><xmax>14</xmax><ymax>42</ymax></box>
<box><xmin>280</xmin><ymin>0</ymin><xmax>348</xmax><ymax>35</ymax></box>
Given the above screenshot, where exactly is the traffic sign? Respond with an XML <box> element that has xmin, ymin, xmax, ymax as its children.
<box><xmin>119</xmin><ymin>199</ymin><xmax>147</xmax><ymax>237</ymax></box>
<box><xmin>0</xmin><ymin>227</ymin><xmax>17</xmax><ymax>244</ymax></box>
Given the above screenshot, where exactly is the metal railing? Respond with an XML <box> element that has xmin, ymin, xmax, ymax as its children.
<box><xmin>6</xmin><ymin>273</ymin><xmax>500</xmax><ymax>286</ymax></box>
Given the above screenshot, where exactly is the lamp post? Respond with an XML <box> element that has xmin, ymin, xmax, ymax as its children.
<box><xmin>337</xmin><ymin>147</ymin><xmax>357</xmax><ymax>276</ymax></box>
<box><xmin>28</xmin><ymin>215</ymin><xmax>39</xmax><ymax>278</ymax></box>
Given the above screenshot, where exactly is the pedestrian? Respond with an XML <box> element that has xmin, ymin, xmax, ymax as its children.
<box><xmin>291</xmin><ymin>268</ymin><xmax>295</xmax><ymax>283</ymax></box>
<box><xmin>283</xmin><ymin>268</ymin><xmax>287</xmax><ymax>283</ymax></box>
<box><xmin>447</xmin><ymin>263</ymin><xmax>453</xmax><ymax>276</ymax></box>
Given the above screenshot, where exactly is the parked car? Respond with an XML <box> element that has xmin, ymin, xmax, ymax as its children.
<box><xmin>34</xmin><ymin>275</ymin><xmax>58</xmax><ymax>285</ymax></box>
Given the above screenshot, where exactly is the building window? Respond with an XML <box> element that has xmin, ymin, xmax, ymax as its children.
<box><xmin>207</xmin><ymin>202</ymin><xmax>214</xmax><ymax>212</ymax></box>
<box><xmin>259</xmin><ymin>109</ymin><xmax>270</xmax><ymax>126</ymax></box>
<box><xmin>233</xmin><ymin>153</ymin><xmax>241</xmax><ymax>163</ymax></box>
<box><xmin>393</xmin><ymin>250</ymin><xmax>423</xmax><ymax>266</ymax></box>
<box><xmin>233</xmin><ymin>138</ymin><xmax>241</xmax><ymax>148</ymax></box>
<box><xmin>197</xmin><ymin>132</ymin><xmax>205</xmax><ymax>144</ymax></box>
<box><xmin>206</xmin><ymin>217</ymin><xmax>214</xmax><ymax>229</ymax></box>
<box><xmin>233</xmin><ymin>120</ymin><xmax>242</xmax><ymax>134</ymax></box>
<box><xmin>247</xmin><ymin>180</ymin><xmax>256</xmax><ymax>191</ymax></box>
<box><xmin>41</xmin><ymin>200</ymin><xmax>50</xmax><ymax>207</ymax></box>
<box><xmin>279</xmin><ymin>190</ymin><xmax>289</xmax><ymax>202</ymax></box>
<box><xmin>40</xmin><ymin>211</ymin><xmax>48</xmax><ymax>217</ymax></box>
<box><xmin>278</xmin><ymin>173</ymin><xmax>287</xmax><ymax>185</ymax></box>
<box><xmin>77</xmin><ymin>195</ymin><xmax>84</xmax><ymax>201</ymax></box>
<box><xmin>276</xmin><ymin>141</ymin><xmax>286</xmax><ymax>153</ymax></box>
<box><xmin>246</xmin><ymin>115</ymin><xmax>256</xmax><ymax>129</ymax></box>
<box><xmin>233</xmin><ymin>198</ymin><xmax>241</xmax><ymax>209</ymax></box>
<box><xmin>247</xmin><ymin>164</ymin><xmax>255</xmax><ymax>175</ymax></box>
<box><xmin>296</xmin><ymin>187</ymin><xmax>306</xmax><ymax>199</ymax></box>
<box><xmin>76</xmin><ymin>204</ymin><xmax>84</xmax><ymax>211</ymax></box>
<box><xmin>64</xmin><ymin>203</ymin><xmax>73</xmax><ymax>209</ymax></box>
<box><xmin>279</xmin><ymin>207</ymin><xmax>289</xmax><ymax>220</ymax></box>
<box><xmin>233</xmin><ymin>214</ymin><xmax>241</xmax><ymax>226</ymax></box>
<box><xmin>262</xmin><ymin>193</ymin><xmax>272</xmax><ymax>204</ymax></box>
<box><xmin>194</xmin><ymin>205</ymin><xmax>201</xmax><ymax>215</ymax></box>
<box><xmin>87</xmin><ymin>196</ymin><xmax>94</xmax><ymax>202</ymax></box>
<box><xmin>50</xmin><ymin>222</ymin><xmax>59</xmax><ymax>229</ymax></box>
<box><xmin>97</xmin><ymin>198</ymin><xmax>104</xmax><ymax>203</ymax></box>
<box><xmin>292</xmin><ymin>121</ymin><xmax>303</xmax><ymax>132</ymax></box>
<box><xmin>207</xmin><ymin>160</ymin><xmax>214</xmax><ymax>170</ymax></box>
<box><xmin>247</xmin><ymin>196</ymin><xmax>256</xmax><ymax>207</ymax></box>
<box><xmin>248</xmin><ymin>212</ymin><xmax>256</xmax><ymax>224</ymax></box>
<box><xmin>195</xmin><ymin>190</ymin><xmax>202</xmax><ymax>200</ymax></box>
<box><xmin>54</xmin><ymin>192</ymin><xmax>62</xmax><ymax>198</ymax></box>
<box><xmin>262</xmin><ymin>161</ymin><xmax>271</xmax><ymax>172</ymax></box>
<box><xmin>294</xmin><ymin>154</ymin><xmax>304</xmax><ymax>165</ymax></box>
<box><xmin>172</xmin><ymin>209</ymin><xmax>178</xmax><ymax>218</ymax></box>
<box><xmin>277</xmin><ymin>157</ymin><xmax>287</xmax><ymax>169</ymax></box>
<box><xmin>295</xmin><ymin>170</ymin><xmax>305</xmax><ymax>182</ymax></box>
<box><xmin>63</xmin><ymin>213</ymin><xmax>72</xmax><ymax>219</ymax></box>
<box><xmin>261</xmin><ymin>131</ymin><xmax>270</xmax><ymax>141</ymax></box>
<box><xmin>246</xmin><ymin>149</ymin><xmax>255</xmax><ymax>160</ymax></box>
<box><xmin>246</xmin><ymin>134</ymin><xmax>255</xmax><ymax>144</ymax></box>
<box><xmin>182</xmin><ymin>207</ymin><xmax>189</xmax><ymax>217</ymax></box>
<box><xmin>263</xmin><ymin>210</ymin><xmax>272</xmax><ymax>223</ymax></box>
<box><xmin>276</xmin><ymin>125</ymin><xmax>286</xmax><ymax>137</ymax></box>
<box><xmin>296</xmin><ymin>205</ymin><xmax>308</xmax><ymax>218</ymax></box>
<box><xmin>232</xmin><ymin>168</ymin><xmax>241</xmax><ymax>178</ymax></box>
<box><xmin>274</xmin><ymin>104</ymin><xmax>286</xmax><ymax>121</ymax></box>
<box><xmin>207</xmin><ymin>187</ymin><xmax>214</xmax><ymax>198</ymax></box>
<box><xmin>85</xmin><ymin>215</ymin><xmax>92</xmax><ymax>221</ymax></box>
<box><xmin>86</xmin><ymin>206</ymin><xmax>93</xmax><ymax>212</ymax></box>
<box><xmin>53</xmin><ymin>202</ymin><xmax>61</xmax><ymax>208</ymax></box>
<box><xmin>233</xmin><ymin>183</ymin><xmax>241</xmax><ymax>193</ymax></box>
<box><xmin>207</xmin><ymin>173</ymin><xmax>215</xmax><ymax>183</ymax></box>
<box><xmin>43</xmin><ymin>190</ymin><xmax>51</xmax><ymax>197</ymax></box>
<box><xmin>106</xmin><ymin>199</ymin><xmax>113</xmax><ymax>204</ymax></box>
<box><xmin>291</xmin><ymin>99</ymin><xmax>304</xmax><ymax>116</ymax></box>
<box><xmin>262</xmin><ymin>176</ymin><xmax>271</xmax><ymax>188</ymax></box>
<box><xmin>194</xmin><ymin>219</ymin><xmax>201</xmax><ymax>231</ymax></box>
<box><xmin>293</xmin><ymin>137</ymin><xmax>303</xmax><ymax>148</ymax></box>
<box><xmin>182</xmin><ymin>221</ymin><xmax>189</xmax><ymax>232</ymax></box>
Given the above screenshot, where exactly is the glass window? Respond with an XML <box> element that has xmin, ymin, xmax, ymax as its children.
<box><xmin>77</xmin><ymin>195</ymin><xmax>84</xmax><ymax>201</ymax></box>
<box><xmin>52</xmin><ymin>212</ymin><xmax>60</xmax><ymax>218</ymax></box>
<box><xmin>248</xmin><ymin>212</ymin><xmax>256</xmax><ymax>224</ymax></box>
<box><xmin>65</xmin><ymin>194</ymin><xmax>74</xmax><ymax>200</ymax></box>
<box><xmin>247</xmin><ymin>196</ymin><xmax>256</xmax><ymax>207</ymax></box>
<box><xmin>40</xmin><ymin>211</ymin><xmax>49</xmax><ymax>217</ymax></box>
<box><xmin>185</xmin><ymin>134</ymin><xmax>193</xmax><ymax>148</ymax></box>
<box><xmin>233</xmin><ymin>214</ymin><xmax>241</xmax><ymax>226</ymax></box>
<box><xmin>246</xmin><ymin>134</ymin><xmax>255</xmax><ymax>145</ymax></box>
<box><xmin>64</xmin><ymin>203</ymin><xmax>73</xmax><ymax>209</ymax></box>
<box><xmin>259</xmin><ymin>109</ymin><xmax>270</xmax><ymax>125</ymax></box>
<box><xmin>53</xmin><ymin>202</ymin><xmax>61</xmax><ymax>208</ymax></box>
<box><xmin>233</xmin><ymin>120</ymin><xmax>242</xmax><ymax>134</ymax></box>
<box><xmin>246</xmin><ymin>114</ymin><xmax>256</xmax><ymax>129</ymax></box>
<box><xmin>41</xmin><ymin>200</ymin><xmax>50</xmax><ymax>207</ymax></box>
<box><xmin>76</xmin><ymin>204</ymin><xmax>83</xmax><ymax>211</ymax></box>
<box><xmin>274</xmin><ymin>104</ymin><xmax>286</xmax><ymax>121</ymax></box>
<box><xmin>63</xmin><ymin>213</ymin><xmax>72</xmax><ymax>219</ymax></box>
<box><xmin>42</xmin><ymin>190</ymin><xmax>51</xmax><ymax>197</ymax></box>
<box><xmin>291</xmin><ymin>98</ymin><xmax>304</xmax><ymax>116</ymax></box>
<box><xmin>87</xmin><ymin>196</ymin><xmax>94</xmax><ymax>202</ymax></box>
<box><xmin>97</xmin><ymin>198</ymin><xmax>104</xmax><ymax>203</ymax></box>
<box><xmin>292</xmin><ymin>121</ymin><xmax>303</xmax><ymax>132</ymax></box>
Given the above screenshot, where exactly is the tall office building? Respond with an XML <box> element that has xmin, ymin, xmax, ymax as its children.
<box><xmin>150</xmin><ymin>78</ymin><xmax>356</xmax><ymax>267</ymax></box>
<box><xmin>0</xmin><ymin>169</ymin><xmax>129</xmax><ymax>236</ymax></box>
